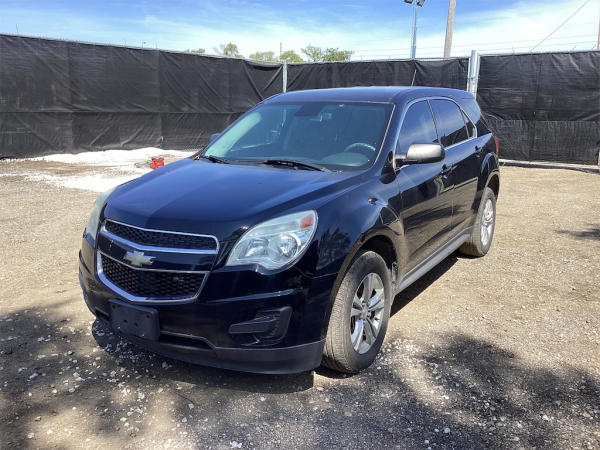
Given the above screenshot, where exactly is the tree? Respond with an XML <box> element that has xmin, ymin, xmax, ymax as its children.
<box><xmin>322</xmin><ymin>47</ymin><xmax>353</xmax><ymax>62</ymax></box>
<box><xmin>280</xmin><ymin>50</ymin><xmax>304</xmax><ymax>63</ymax></box>
<box><xmin>187</xmin><ymin>48</ymin><xmax>205</xmax><ymax>54</ymax></box>
<box><xmin>249</xmin><ymin>50</ymin><xmax>277</xmax><ymax>63</ymax></box>
<box><xmin>301</xmin><ymin>44</ymin><xmax>324</xmax><ymax>62</ymax></box>
<box><xmin>214</xmin><ymin>42</ymin><xmax>243</xmax><ymax>58</ymax></box>
<box><xmin>301</xmin><ymin>45</ymin><xmax>353</xmax><ymax>62</ymax></box>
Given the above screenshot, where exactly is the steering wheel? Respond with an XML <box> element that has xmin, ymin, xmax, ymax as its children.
<box><xmin>343</xmin><ymin>142</ymin><xmax>376</xmax><ymax>158</ymax></box>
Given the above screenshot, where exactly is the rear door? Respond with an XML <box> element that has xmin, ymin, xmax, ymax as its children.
<box><xmin>396</xmin><ymin>100</ymin><xmax>454</xmax><ymax>268</ymax></box>
<box><xmin>429</xmin><ymin>99</ymin><xmax>480</xmax><ymax>232</ymax></box>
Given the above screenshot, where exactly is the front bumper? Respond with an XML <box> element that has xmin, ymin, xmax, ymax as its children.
<box><xmin>79</xmin><ymin>235</ymin><xmax>335</xmax><ymax>374</ymax></box>
<box><xmin>97</xmin><ymin>314</ymin><xmax>324</xmax><ymax>374</ymax></box>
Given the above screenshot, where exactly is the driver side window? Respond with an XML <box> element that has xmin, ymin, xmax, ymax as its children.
<box><xmin>397</xmin><ymin>101</ymin><xmax>439</xmax><ymax>155</ymax></box>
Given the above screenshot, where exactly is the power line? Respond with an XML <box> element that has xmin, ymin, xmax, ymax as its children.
<box><xmin>356</xmin><ymin>40</ymin><xmax>598</xmax><ymax>59</ymax></box>
<box><xmin>365</xmin><ymin>20</ymin><xmax>598</xmax><ymax>44</ymax></box>
<box><xmin>451</xmin><ymin>34</ymin><xmax>597</xmax><ymax>48</ymax></box>
<box><xmin>530</xmin><ymin>0</ymin><xmax>593</xmax><ymax>52</ymax></box>
<box><xmin>353</xmin><ymin>34</ymin><xmax>598</xmax><ymax>54</ymax></box>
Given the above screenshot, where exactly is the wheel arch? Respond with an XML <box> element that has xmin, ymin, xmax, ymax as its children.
<box><xmin>326</xmin><ymin>229</ymin><xmax>399</xmax><ymax>316</ymax></box>
<box><xmin>487</xmin><ymin>172</ymin><xmax>500</xmax><ymax>199</ymax></box>
<box><xmin>474</xmin><ymin>150</ymin><xmax>500</xmax><ymax>212</ymax></box>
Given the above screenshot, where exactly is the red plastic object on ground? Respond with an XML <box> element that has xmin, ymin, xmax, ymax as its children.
<box><xmin>151</xmin><ymin>157</ymin><xmax>164</xmax><ymax>169</ymax></box>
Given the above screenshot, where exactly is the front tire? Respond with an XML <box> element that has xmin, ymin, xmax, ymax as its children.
<box><xmin>322</xmin><ymin>250</ymin><xmax>392</xmax><ymax>373</ymax></box>
<box><xmin>460</xmin><ymin>186</ymin><xmax>497</xmax><ymax>257</ymax></box>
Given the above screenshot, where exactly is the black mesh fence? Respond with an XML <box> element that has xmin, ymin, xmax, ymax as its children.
<box><xmin>0</xmin><ymin>34</ymin><xmax>598</xmax><ymax>164</ymax></box>
<box><xmin>478</xmin><ymin>51</ymin><xmax>600</xmax><ymax>164</ymax></box>
<box><xmin>0</xmin><ymin>34</ymin><xmax>282</xmax><ymax>157</ymax></box>
<box><xmin>287</xmin><ymin>58</ymin><xmax>469</xmax><ymax>91</ymax></box>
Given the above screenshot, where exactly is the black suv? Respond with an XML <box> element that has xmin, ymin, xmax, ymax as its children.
<box><xmin>79</xmin><ymin>87</ymin><xmax>500</xmax><ymax>374</ymax></box>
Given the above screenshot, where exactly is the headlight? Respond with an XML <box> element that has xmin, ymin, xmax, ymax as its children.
<box><xmin>85</xmin><ymin>187</ymin><xmax>116</xmax><ymax>240</ymax></box>
<box><xmin>226</xmin><ymin>210</ymin><xmax>318</xmax><ymax>270</ymax></box>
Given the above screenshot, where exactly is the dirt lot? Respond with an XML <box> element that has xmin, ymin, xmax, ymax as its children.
<box><xmin>0</xmin><ymin>157</ymin><xmax>599</xmax><ymax>449</ymax></box>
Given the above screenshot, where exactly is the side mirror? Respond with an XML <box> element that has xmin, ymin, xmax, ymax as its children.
<box><xmin>395</xmin><ymin>143</ymin><xmax>445</xmax><ymax>167</ymax></box>
<box><xmin>209</xmin><ymin>133</ymin><xmax>222</xmax><ymax>143</ymax></box>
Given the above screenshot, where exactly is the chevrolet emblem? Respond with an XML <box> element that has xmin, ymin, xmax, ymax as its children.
<box><xmin>123</xmin><ymin>250</ymin><xmax>155</xmax><ymax>267</ymax></box>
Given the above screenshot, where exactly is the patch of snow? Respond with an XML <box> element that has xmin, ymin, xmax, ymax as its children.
<box><xmin>0</xmin><ymin>167</ymin><xmax>138</xmax><ymax>193</ymax></box>
<box><xmin>3</xmin><ymin>148</ymin><xmax>193</xmax><ymax>192</ymax></box>
<box><xmin>30</xmin><ymin>148</ymin><xmax>192</xmax><ymax>168</ymax></box>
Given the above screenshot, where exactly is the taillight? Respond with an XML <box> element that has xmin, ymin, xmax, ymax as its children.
<box><xmin>494</xmin><ymin>136</ymin><xmax>500</xmax><ymax>154</ymax></box>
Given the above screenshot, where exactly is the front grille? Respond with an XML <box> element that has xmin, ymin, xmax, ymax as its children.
<box><xmin>100</xmin><ymin>254</ymin><xmax>204</xmax><ymax>299</ymax></box>
<box><xmin>104</xmin><ymin>220</ymin><xmax>217</xmax><ymax>251</ymax></box>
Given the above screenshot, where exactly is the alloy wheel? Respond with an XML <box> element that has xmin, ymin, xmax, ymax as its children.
<box><xmin>480</xmin><ymin>198</ymin><xmax>494</xmax><ymax>247</ymax></box>
<box><xmin>350</xmin><ymin>272</ymin><xmax>385</xmax><ymax>354</ymax></box>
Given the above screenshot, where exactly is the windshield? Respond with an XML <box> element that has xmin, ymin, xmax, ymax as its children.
<box><xmin>204</xmin><ymin>101</ymin><xmax>394</xmax><ymax>171</ymax></box>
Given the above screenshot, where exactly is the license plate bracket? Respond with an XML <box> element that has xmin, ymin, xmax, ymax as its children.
<box><xmin>109</xmin><ymin>299</ymin><xmax>160</xmax><ymax>341</ymax></box>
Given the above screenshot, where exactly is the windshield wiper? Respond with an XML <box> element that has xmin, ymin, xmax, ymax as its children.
<box><xmin>261</xmin><ymin>159</ymin><xmax>330</xmax><ymax>172</ymax></box>
<box><xmin>193</xmin><ymin>153</ymin><xmax>229</xmax><ymax>164</ymax></box>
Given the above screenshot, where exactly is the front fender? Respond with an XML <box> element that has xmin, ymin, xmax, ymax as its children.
<box><xmin>315</xmin><ymin>196</ymin><xmax>401</xmax><ymax>278</ymax></box>
<box><xmin>311</xmin><ymin>191</ymin><xmax>404</xmax><ymax>336</ymax></box>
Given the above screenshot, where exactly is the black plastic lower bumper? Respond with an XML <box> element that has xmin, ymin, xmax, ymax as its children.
<box><xmin>98</xmin><ymin>316</ymin><xmax>325</xmax><ymax>374</ymax></box>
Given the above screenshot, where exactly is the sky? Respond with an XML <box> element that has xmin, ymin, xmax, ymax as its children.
<box><xmin>0</xmin><ymin>0</ymin><xmax>598</xmax><ymax>59</ymax></box>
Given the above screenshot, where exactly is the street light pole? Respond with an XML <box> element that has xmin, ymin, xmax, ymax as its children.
<box><xmin>405</xmin><ymin>0</ymin><xmax>426</xmax><ymax>59</ymax></box>
<box><xmin>410</xmin><ymin>1</ymin><xmax>418</xmax><ymax>58</ymax></box>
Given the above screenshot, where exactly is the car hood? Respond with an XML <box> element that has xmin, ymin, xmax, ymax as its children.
<box><xmin>103</xmin><ymin>158</ymin><xmax>362</xmax><ymax>240</ymax></box>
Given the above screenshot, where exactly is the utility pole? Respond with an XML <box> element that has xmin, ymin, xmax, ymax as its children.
<box><xmin>444</xmin><ymin>0</ymin><xmax>456</xmax><ymax>58</ymax></box>
<box><xmin>597</xmin><ymin>0</ymin><xmax>600</xmax><ymax>49</ymax></box>
<box><xmin>405</xmin><ymin>0</ymin><xmax>426</xmax><ymax>59</ymax></box>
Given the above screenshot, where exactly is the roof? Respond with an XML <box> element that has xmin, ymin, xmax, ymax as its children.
<box><xmin>265</xmin><ymin>86</ymin><xmax>472</xmax><ymax>105</ymax></box>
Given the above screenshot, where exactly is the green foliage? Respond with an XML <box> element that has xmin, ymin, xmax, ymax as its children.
<box><xmin>250</xmin><ymin>49</ymin><xmax>304</xmax><ymax>63</ymax></box>
<box><xmin>301</xmin><ymin>44</ymin><xmax>324</xmax><ymax>62</ymax></box>
<box><xmin>301</xmin><ymin>45</ymin><xmax>353</xmax><ymax>62</ymax></box>
<box><xmin>249</xmin><ymin>50</ymin><xmax>277</xmax><ymax>63</ymax></box>
<box><xmin>280</xmin><ymin>50</ymin><xmax>304</xmax><ymax>63</ymax></box>
<box><xmin>215</xmin><ymin>42</ymin><xmax>243</xmax><ymax>58</ymax></box>
<box><xmin>203</xmin><ymin>43</ymin><xmax>351</xmax><ymax>63</ymax></box>
<box><xmin>322</xmin><ymin>48</ymin><xmax>354</xmax><ymax>62</ymax></box>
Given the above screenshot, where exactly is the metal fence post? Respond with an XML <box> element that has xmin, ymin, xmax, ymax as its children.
<box><xmin>282</xmin><ymin>61</ymin><xmax>288</xmax><ymax>93</ymax></box>
<box><xmin>467</xmin><ymin>50</ymin><xmax>480</xmax><ymax>98</ymax></box>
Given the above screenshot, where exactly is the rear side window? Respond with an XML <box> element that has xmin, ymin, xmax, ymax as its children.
<box><xmin>430</xmin><ymin>99</ymin><xmax>469</xmax><ymax>147</ymax></box>
<box><xmin>460</xmin><ymin>97</ymin><xmax>491</xmax><ymax>137</ymax></box>
<box><xmin>397</xmin><ymin>101</ymin><xmax>438</xmax><ymax>154</ymax></box>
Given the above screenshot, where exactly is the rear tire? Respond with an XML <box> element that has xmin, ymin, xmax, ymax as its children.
<box><xmin>322</xmin><ymin>250</ymin><xmax>392</xmax><ymax>373</ymax></box>
<box><xmin>459</xmin><ymin>187</ymin><xmax>496</xmax><ymax>257</ymax></box>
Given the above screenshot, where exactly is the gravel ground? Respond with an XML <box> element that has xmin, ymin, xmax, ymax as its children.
<box><xmin>0</xmin><ymin>157</ymin><xmax>599</xmax><ymax>449</ymax></box>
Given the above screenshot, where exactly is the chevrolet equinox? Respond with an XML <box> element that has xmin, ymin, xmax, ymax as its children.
<box><xmin>79</xmin><ymin>87</ymin><xmax>500</xmax><ymax>374</ymax></box>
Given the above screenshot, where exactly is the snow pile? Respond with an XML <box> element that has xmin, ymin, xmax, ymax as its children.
<box><xmin>26</xmin><ymin>172</ymin><xmax>144</xmax><ymax>193</ymax></box>
<box><xmin>31</xmin><ymin>148</ymin><xmax>192</xmax><ymax>169</ymax></box>
<box><xmin>5</xmin><ymin>148</ymin><xmax>194</xmax><ymax>193</ymax></box>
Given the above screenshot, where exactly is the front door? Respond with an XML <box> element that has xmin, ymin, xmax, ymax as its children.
<box><xmin>395</xmin><ymin>100</ymin><xmax>454</xmax><ymax>270</ymax></box>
